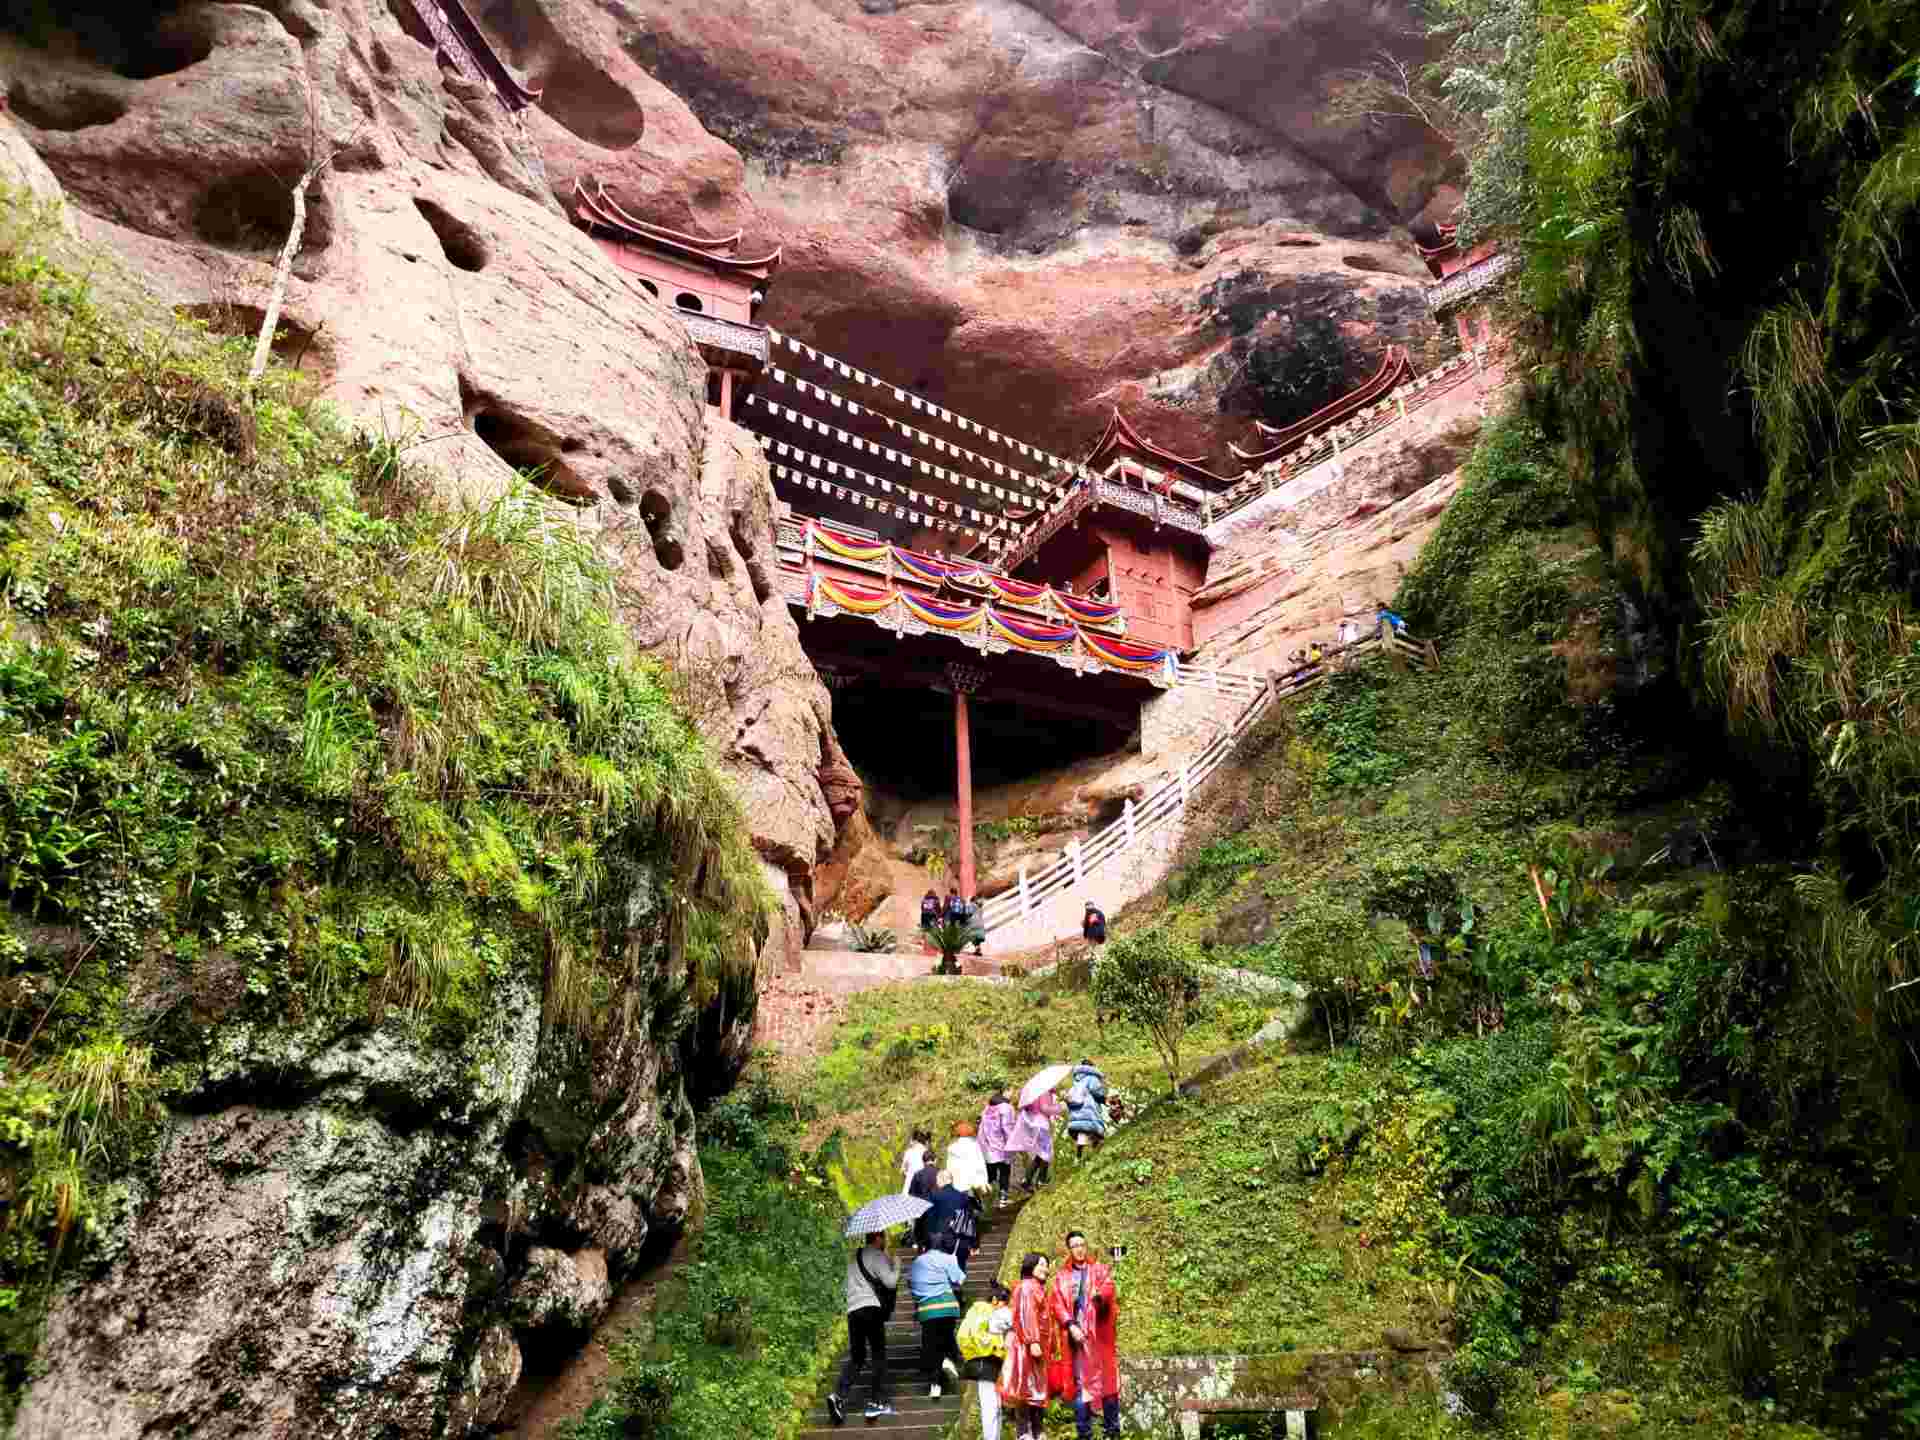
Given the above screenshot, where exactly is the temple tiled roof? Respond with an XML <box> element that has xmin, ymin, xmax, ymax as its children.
<box><xmin>404</xmin><ymin>0</ymin><xmax>541</xmax><ymax>113</ymax></box>
<box><xmin>1084</xmin><ymin>408</ymin><xmax>1240</xmax><ymax>491</ymax></box>
<box><xmin>572</xmin><ymin>180</ymin><xmax>782</xmax><ymax>276</ymax></box>
<box><xmin>1230</xmin><ymin>346</ymin><xmax>1413</xmax><ymax>464</ymax></box>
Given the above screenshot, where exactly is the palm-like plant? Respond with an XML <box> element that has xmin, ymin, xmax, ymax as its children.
<box><xmin>925</xmin><ymin>919</ymin><xmax>975</xmax><ymax>977</ymax></box>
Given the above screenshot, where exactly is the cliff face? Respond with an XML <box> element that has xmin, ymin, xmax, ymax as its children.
<box><xmin>500</xmin><ymin>0</ymin><xmax>1459</xmax><ymax>460</ymax></box>
<box><xmin>0</xmin><ymin>0</ymin><xmax>850</xmax><ymax>964</ymax></box>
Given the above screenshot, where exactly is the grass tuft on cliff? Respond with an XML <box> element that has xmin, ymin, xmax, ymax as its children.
<box><xmin>0</xmin><ymin>197</ymin><xmax>769</xmax><ymax>1412</ymax></box>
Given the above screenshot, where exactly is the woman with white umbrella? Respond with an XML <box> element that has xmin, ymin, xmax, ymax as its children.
<box><xmin>1008</xmin><ymin>1064</ymin><xmax>1070</xmax><ymax>1195</ymax></box>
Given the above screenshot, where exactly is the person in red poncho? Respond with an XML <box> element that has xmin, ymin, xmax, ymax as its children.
<box><xmin>996</xmin><ymin>1252</ymin><xmax>1054</xmax><ymax>1439</ymax></box>
<box><xmin>1048</xmin><ymin>1230</ymin><xmax>1121</xmax><ymax>1439</ymax></box>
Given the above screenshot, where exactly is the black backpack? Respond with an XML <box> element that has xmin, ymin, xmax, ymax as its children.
<box><xmin>857</xmin><ymin>1248</ymin><xmax>897</xmax><ymax>1320</ymax></box>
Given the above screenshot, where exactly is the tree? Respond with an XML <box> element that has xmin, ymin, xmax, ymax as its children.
<box><xmin>1089</xmin><ymin>928</ymin><xmax>1203</xmax><ymax>1093</ymax></box>
<box><xmin>249</xmin><ymin>73</ymin><xmax>364</xmax><ymax>390</ymax></box>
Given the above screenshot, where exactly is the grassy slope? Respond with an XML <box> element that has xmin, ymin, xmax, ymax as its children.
<box><xmin>802</xmin><ymin>410</ymin><xmax>1866</xmax><ymax>1439</ymax></box>
<box><xmin>557</xmin><ymin>1081</ymin><xmax>848</xmax><ymax>1440</ymax></box>
<box><xmin>797</xmin><ymin>975</ymin><xmax>1269</xmax><ymax>1156</ymax></box>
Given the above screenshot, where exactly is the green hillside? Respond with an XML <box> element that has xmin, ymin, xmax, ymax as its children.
<box><xmin>0</xmin><ymin>203</ymin><xmax>769</xmax><ymax>1420</ymax></box>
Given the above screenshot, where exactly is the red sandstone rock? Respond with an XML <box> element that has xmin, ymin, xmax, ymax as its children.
<box><xmin>470</xmin><ymin>0</ymin><xmax>1458</xmax><ymax>469</ymax></box>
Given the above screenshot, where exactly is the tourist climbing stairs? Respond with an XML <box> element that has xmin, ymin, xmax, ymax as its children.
<box><xmin>797</xmin><ymin>1197</ymin><xmax>1024</xmax><ymax>1438</ymax></box>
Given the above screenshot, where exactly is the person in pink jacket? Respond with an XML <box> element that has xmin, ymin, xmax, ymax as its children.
<box><xmin>1007</xmin><ymin>1092</ymin><xmax>1060</xmax><ymax>1194</ymax></box>
<box><xmin>978</xmin><ymin>1091</ymin><xmax>1016</xmax><ymax>1207</ymax></box>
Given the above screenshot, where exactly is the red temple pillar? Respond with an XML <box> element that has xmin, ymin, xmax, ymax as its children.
<box><xmin>945</xmin><ymin>662</ymin><xmax>986</xmax><ymax>898</ymax></box>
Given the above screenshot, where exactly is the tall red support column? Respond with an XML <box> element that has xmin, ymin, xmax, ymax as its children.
<box><xmin>945</xmin><ymin>662</ymin><xmax>987</xmax><ymax>898</ymax></box>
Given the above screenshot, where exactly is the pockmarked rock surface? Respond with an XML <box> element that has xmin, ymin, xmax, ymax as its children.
<box><xmin>0</xmin><ymin>0</ymin><xmax>857</xmax><ymax>941</ymax></box>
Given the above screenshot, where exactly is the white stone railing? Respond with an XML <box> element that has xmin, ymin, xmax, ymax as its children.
<box><xmin>979</xmin><ymin>624</ymin><xmax>1437</xmax><ymax>940</ymax></box>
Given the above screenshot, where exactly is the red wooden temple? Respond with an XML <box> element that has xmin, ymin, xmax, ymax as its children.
<box><xmin>572</xmin><ymin>179</ymin><xmax>780</xmax><ymax>419</ymax></box>
<box><xmin>999</xmin><ymin>409</ymin><xmax>1235</xmax><ymax>654</ymax></box>
<box><xmin>1418</xmin><ymin>222</ymin><xmax>1513</xmax><ymax>351</ymax></box>
<box><xmin>776</xmin><ymin>507</ymin><xmax>1186</xmax><ymax>895</ymax></box>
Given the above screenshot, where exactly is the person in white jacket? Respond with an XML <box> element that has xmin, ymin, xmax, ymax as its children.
<box><xmin>946</xmin><ymin>1120</ymin><xmax>992</xmax><ymax>1197</ymax></box>
<box><xmin>901</xmin><ymin>1128</ymin><xmax>932</xmax><ymax>1193</ymax></box>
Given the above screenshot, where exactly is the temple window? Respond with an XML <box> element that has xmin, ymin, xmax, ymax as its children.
<box><xmin>675</xmin><ymin>292</ymin><xmax>704</xmax><ymax>312</ymax></box>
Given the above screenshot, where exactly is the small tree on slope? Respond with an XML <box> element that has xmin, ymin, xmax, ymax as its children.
<box><xmin>1090</xmin><ymin>928</ymin><xmax>1203</xmax><ymax>1094</ymax></box>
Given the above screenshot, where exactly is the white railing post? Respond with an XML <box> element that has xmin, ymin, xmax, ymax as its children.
<box><xmin>1210</xmin><ymin>667</ymin><xmax>1220</xmax><ymax>694</ymax></box>
<box><xmin>1124</xmin><ymin>798</ymin><xmax>1137</xmax><ymax>851</ymax></box>
<box><xmin>1019</xmin><ymin>864</ymin><xmax>1031</xmax><ymax>915</ymax></box>
<box><xmin>1070</xmin><ymin>840</ymin><xmax>1084</xmax><ymax>889</ymax></box>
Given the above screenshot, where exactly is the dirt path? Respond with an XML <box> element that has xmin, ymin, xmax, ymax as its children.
<box><xmin>496</xmin><ymin>1231</ymin><xmax>692</xmax><ymax>1439</ymax></box>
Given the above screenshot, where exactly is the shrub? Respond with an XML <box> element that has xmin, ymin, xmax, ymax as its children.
<box><xmin>848</xmin><ymin>923</ymin><xmax>896</xmax><ymax>953</ymax></box>
<box><xmin>1090</xmin><ymin>927</ymin><xmax>1204</xmax><ymax>1093</ymax></box>
<box><xmin>610</xmin><ymin>1359</ymin><xmax>679</xmax><ymax>1438</ymax></box>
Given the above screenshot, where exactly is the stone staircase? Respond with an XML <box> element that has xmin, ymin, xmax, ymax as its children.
<box><xmin>796</xmin><ymin>1197</ymin><xmax>1023</xmax><ymax>1438</ymax></box>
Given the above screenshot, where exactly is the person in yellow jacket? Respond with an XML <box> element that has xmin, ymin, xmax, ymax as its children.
<box><xmin>959</xmin><ymin>1281</ymin><xmax>1014</xmax><ymax>1440</ymax></box>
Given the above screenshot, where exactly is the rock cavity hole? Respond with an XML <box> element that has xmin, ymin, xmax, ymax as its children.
<box><xmin>640</xmin><ymin>490</ymin><xmax>684</xmax><ymax>571</ymax></box>
<box><xmin>193</xmin><ymin>174</ymin><xmax>334</xmax><ymax>259</ymax></box>
<box><xmin>7</xmin><ymin>82</ymin><xmax>128</xmax><ymax>133</ymax></box>
<box><xmin>412</xmin><ymin>197</ymin><xmax>490</xmax><ymax>273</ymax></box>
<box><xmin>460</xmin><ymin>377</ymin><xmax>593</xmax><ymax>503</ymax></box>
<box><xmin>3</xmin><ymin>3</ymin><xmax>213</xmax><ymax>80</ymax></box>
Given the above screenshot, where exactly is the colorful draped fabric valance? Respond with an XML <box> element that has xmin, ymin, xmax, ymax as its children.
<box><xmin>812</xmin><ymin>524</ymin><xmax>891</xmax><ymax>563</ymax></box>
<box><xmin>813</xmin><ymin>575</ymin><xmax>895</xmax><ymax>613</ymax></box>
<box><xmin>899</xmin><ymin>591</ymin><xmax>986</xmax><ymax>632</ymax></box>
<box><xmin>1081</xmin><ymin>630</ymin><xmax>1174</xmax><ymax>671</ymax></box>
<box><xmin>1053</xmin><ymin>592</ymin><xmax>1121</xmax><ymax>623</ymax></box>
<box><xmin>985</xmin><ymin>608</ymin><xmax>1076</xmax><ymax>653</ymax></box>
<box><xmin>987</xmin><ymin>575</ymin><xmax>1048</xmax><ymax>603</ymax></box>
<box><xmin>803</xmin><ymin>520</ymin><xmax>1130</xmax><ymax>636</ymax></box>
<box><xmin>807</xmin><ymin>575</ymin><xmax>1168</xmax><ymax>676</ymax></box>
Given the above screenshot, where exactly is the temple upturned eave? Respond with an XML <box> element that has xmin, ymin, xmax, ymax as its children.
<box><xmin>1084</xmin><ymin>408</ymin><xmax>1241</xmax><ymax>491</ymax></box>
<box><xmin>428</xmin><ymin>0</ymin><xmax>541</xmax><ymax>110</ymax></box>
<box><xmin>586</xmin><ymin>181</ymin><xmax>746</xmax><ymax>255</ymax></box>
<box><xmin>573</xmin><ymin>182</ymin><xmax>782</xmax><ymax>275</ymax></box>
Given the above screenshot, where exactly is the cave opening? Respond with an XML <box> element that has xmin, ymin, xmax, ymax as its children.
<box><xmin>829</xmin><ymin>677</ymin><xmax>1130</xmax><ymax>802</ymax></box>
<box><xmin>2</xmin><ymin>2</ymin><xmax>211</xmax><ymax>80</ymax></box>
<box><xmin>192</xmin><ymin>174</ymin><xmax>335</xmax><ymax>261</ymax></box>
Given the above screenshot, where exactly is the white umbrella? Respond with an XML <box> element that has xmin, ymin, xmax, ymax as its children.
<box><xmin>1019</xmin><ymin>1063</ymin><xmax>1073</xmax><ymax>1109</ymax></box>
<box><xmin>844</xmin><ymin>1192</ymin><xmax>931</xmax><ymax>1237</ymax></box>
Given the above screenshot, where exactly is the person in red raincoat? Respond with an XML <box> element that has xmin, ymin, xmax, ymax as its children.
<box><xmin>996</xmin><ymin>1253</ymin><xmax>1054</xmax><ymax>1439</ymax></box>
<box><xmin>1048</xmin><ymin>1230</ymin><xmax>1120</xmax><ymax>1439</ymax></box>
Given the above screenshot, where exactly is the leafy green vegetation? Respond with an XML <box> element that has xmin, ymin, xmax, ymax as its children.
<box><xmin>558</xmin><ymin>1076</ymin><xmax>846</xmax><ymax>1440</ymax></box>
<box><xmin>0</xmin><ymin>204</ymin><xmax>769</xmax><ymax>1417</ymax></box>
<box><xmin>1089</xmin><ymin>927</ymin><xmax>1204</xmax><ymax>1092</ymax></box>
<box><xmin>982</xmin><ymin>394</ymin><xmax>1908</xmax><ymax>1434</ymax></box>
